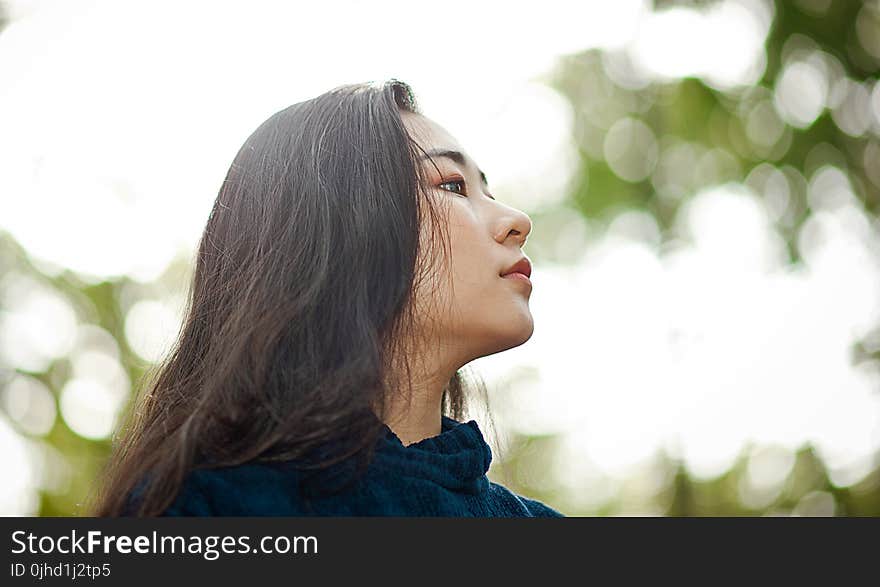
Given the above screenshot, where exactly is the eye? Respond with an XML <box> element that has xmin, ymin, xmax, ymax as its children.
<box><xmin>437</xmin><ymin>176</ymin><xmax>497</xmax><ymax>201</ymax></box>
<box><xmin>438</xmin><ymin>178</ymin><xmax>467</xmax><ymax>196</ymax></box>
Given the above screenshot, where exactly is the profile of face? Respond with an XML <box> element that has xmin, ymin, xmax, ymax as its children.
<box><xmin>400</xmin><ymin>111</ymin><xmax>534</xmax><ymax>366</ymax></box>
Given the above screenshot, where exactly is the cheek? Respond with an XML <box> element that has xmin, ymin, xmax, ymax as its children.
<box><xmin>446</xmin><ymin>230</ymin><xmax>510</xmax><ymax>323</ymax></box>
<box><xmin>446</xmin><ymin>215</ymin><xmax>490</xmax><ymax>291</ymax></box>
<box><xmin>416</xmin><ymin>202</ymin><xmax>531</xmax><ymax>338</ymax></box>
<box><xmin>421</xmin><ymin>201</ymin><xmax>485</xmax><ymax>287</ymax></box>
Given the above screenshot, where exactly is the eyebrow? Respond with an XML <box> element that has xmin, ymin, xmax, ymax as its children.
<box><xmin>418</xmin><ymin>148</ymin><xmax>489</xmax><ymax>186</ymax></box>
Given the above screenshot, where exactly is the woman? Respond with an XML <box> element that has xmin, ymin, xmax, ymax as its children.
<box><xmin>90</xmin><ymin>79</ymin><xmax>563</xmax><ymax>517</ymax></box>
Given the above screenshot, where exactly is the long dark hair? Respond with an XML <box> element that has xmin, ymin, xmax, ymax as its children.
<box><xmin>89</xmin><ymin>79</ymin><xmax>490</xmax><ymax>516</ymax></box>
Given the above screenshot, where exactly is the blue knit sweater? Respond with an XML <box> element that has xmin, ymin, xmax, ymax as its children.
<box><xmin>150</xmin><ymin>416</ymin><xmax>563</xmax><ymax>517</ymax></box>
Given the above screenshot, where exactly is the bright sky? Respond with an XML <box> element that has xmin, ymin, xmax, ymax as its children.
<box><xmin>1</xmin><ymin>0</ymin><xmax>879</xmax><ymax>515</ymax></box>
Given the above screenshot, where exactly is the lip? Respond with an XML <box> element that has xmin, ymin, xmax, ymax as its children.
<box><xmin>501</xmin><ymin>257</ymin><xmax>532</xmax><ymax>279</ymax></box>
<box><xmin>501</xmin><ymin>272</ymin><xmax>532</xmax><ymax>289</ymax></box>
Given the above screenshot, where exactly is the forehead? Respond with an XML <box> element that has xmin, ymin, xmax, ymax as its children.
<box><xmin>400</xmin><ymin>112</ymin><xmax>464</xmax><ymax>155</ymax></box>
<box><xmin>400</xmin><ymin>112</ymin><xmax>489</xmax><ymax>185</ymax></box>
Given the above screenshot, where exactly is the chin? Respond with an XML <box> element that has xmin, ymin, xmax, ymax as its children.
<box><xmin>490</xmin><ymin>312</ymin><xmax>535</xmax><ymax>353</ymax></box>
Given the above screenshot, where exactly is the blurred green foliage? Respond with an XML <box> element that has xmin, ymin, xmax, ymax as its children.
<box><xmin>496</xmin><ymin>0</ymin><xmax>880</xmax><ymax>516</ymax></box>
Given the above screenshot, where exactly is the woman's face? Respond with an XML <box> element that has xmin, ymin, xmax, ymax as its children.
<box><xmin>401</xmin><ymin>111</ymin><xmax>534</xmax><ymax>363</ymax></box>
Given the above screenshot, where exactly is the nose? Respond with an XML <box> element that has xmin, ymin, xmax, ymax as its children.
<box><xmin>496</xmin><ymin>207</ymin><xmax>532</xmax><ymax>247</ymax></box>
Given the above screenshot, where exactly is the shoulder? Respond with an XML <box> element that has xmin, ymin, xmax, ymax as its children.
<box><xmin>488</xmin><ymin>481</ymin><xmax>565</xmax><ymax>517</ymax></box>
<box><xmin>161</xmin><ymin>462</ymin><xmax>309</xmax><ymax>516</ymax></box>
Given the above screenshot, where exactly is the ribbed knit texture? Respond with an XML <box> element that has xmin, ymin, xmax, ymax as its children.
<box><xmin>146</xmin><ymin>416</ymin><xmax>564</xmax><ymax>517</ymax></box>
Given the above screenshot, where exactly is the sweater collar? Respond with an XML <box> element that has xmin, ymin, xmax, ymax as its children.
<box><xmin>371</xmin><ymin>416</ymin><xmax>492</xmax><ymax>494</ymax></box>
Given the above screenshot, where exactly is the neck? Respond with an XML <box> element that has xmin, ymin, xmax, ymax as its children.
<box><xmin>380</xmin><ymin>340</ymin><xmax>463</xmax><ymax>447</ymax></box>
<box><xmin>382</xmin><ymin>371</ymin><xmax>447</xmax><ymax>446</ymax></box>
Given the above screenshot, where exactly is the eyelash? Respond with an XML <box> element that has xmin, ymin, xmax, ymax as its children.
<box><xmin>438</xmin><ymin>177</ymin><xmax>496</xmax><ymax>201</ymax></box>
